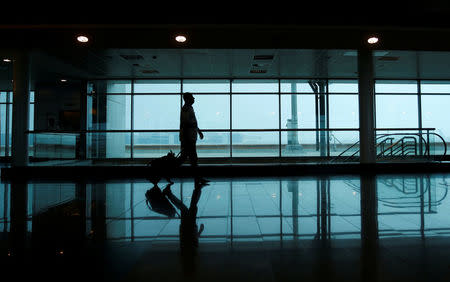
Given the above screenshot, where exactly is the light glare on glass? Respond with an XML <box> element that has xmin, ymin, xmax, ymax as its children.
<box><xmin>367</xmin><ymin>37</ymin><xmax>379</xmax><ymax>44</ymax></box>
<box><xmin>77</xmin><ymin>35</ymin><xmax>89</xmax><ymax>43</ymax></box>
<box><xmin>175</xmin><ymin>35</ymin><xmax>187</xmax><ymax>43</ymax></box>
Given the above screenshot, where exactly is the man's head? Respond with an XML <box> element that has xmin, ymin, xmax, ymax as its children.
<box><xmin>183</xmin><ymin>92</ymin><xmax>195</xmax><ymax>105</ymax></box>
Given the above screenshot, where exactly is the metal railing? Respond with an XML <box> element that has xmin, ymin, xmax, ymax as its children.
<box><xmin>331</xmin><ymin>128</ymin><xmax>447</xmax><ymax>163</ymax></box>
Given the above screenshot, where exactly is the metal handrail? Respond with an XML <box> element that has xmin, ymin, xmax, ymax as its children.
<box><xmin>334</xmin><ymin>131</ymin><xmax>445</xmax><ymax>162</ymax></box>
<box><xmin>26</xmin><ymin>127</ymin><xmax>436</xmax><ymax>134</ymax></box>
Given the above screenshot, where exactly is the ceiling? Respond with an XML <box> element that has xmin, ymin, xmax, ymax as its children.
<box><xmin>2</xmin><ymin>48</ymin><xmax>450</xmax><ymax>90</ymax></box>
<box><xmin>2</xmin><ymin>17</ymin><xmax>450</xmax><ymax>88</ymax></box>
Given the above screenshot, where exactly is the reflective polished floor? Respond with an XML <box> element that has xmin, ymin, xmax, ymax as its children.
<box><xmin>2</xmin><ymin>174</ymin><xmax>450</xmax><ymax>281</ymax></box>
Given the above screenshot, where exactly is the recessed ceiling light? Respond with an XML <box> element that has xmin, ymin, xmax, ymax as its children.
<box><xmin>77</xmin><ymin>35</ymin><xmax>89</xmax><ymax>43</ymax></box>
<box><xmin>61</xmin><ymin>79</ymin><xmax>67</xmax><ymax>82</ymax></box>
<box><xmin>367</xmin><ymin>36</ymin><xmax>379</xmax><ymax>44</ymax></box>
<box><xmin>3</xmin><ymin>58</ymin><xmax>11</xmax><ymax>62</ymax></box>
<box><xmin>175</xmin><ymin>35</ymin><xmax>187</xmax><ymax>43</ymax></box>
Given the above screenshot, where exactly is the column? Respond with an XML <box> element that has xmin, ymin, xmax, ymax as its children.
<box><xmin>10</xmin><ymin>181</ymin><xmax>28</xmax><ymax>258</ymax></box>
<box><xmin>358</xmin><ymin>48</ymin><xmax>376</xmax><ymax>163</ymax></box>
<box><xmin>360</xmin><ymin>174</ymin><xmax>379</xmax><ymax>281</ymax></box>
<box><xmin>11</xmin><ymin>50</ymin><xmax>30</xmax><ymax>166</ymax></box>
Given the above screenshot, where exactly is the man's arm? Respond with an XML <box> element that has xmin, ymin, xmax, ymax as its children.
<box><xmin>198</xmin><ymin>128</ymin><xmax>204</xmax><ymax>139</ymax></box>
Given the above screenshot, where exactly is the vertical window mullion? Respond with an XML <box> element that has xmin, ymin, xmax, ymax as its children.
<box><xmin>417</xmin><ymin>79</ymin><xmax>423</xmax><ymax>156</ymax></box>
<box><xmin>5</xmin><ymin>91</ymin><xmax>10</xmax><ymax>157</ymax></box>
<box><xmin>130</xmin><ymin>182</ymin><xmax>134</xmax><ymax>241</ymax></box>
<box><xmin>181</xmin><ymin>79</ymin><xmax>183</xmax><ymax>159</ymax></box>
<box><xmin>278</xmin><ymin>79</ymin><xmax>281</xmax><ymax>158</ymax></box>
<box><xmin>131</xmin><ymin>80</ymin><xmax>134</xmax><ymax>159</ymax></box>
<box><xmin>230</xmin><ymin>79</ymin><xmax>233</xmax><ymax>161</ymax></box>
<box><xmin>326</xmin><ymin>79</ymin><xmax>330</xmax><ymax>157</ymax></box>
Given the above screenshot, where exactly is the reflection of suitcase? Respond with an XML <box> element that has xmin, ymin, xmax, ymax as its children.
<box><xmin>145</xmin><ymin>186</ymin><xmax>178</xmax><ymax>218</ymax></box>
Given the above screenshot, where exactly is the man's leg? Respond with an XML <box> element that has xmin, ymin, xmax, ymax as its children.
<box><xmin>177</xmin><ymin>144</ymin><xmax>188</xmax><ymax>166</ymax></box>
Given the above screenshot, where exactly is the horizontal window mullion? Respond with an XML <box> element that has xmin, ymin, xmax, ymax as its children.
<box><xmin>420</xmin><ymin>92</ymin><xmax>450</xmax><ymax>95</ymax></box>
<box><xmin>375</xmin><ymin>92</ymin><xmax>419</xmax><ymax>95</ymax></box>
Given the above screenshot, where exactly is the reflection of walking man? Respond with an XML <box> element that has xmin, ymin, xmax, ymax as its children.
<box><xmin>163</xmin><ymin>181</ymin><xmax>207</xmax><ymax>254</ymax></box>
<box><xmin>178</xmin><ymin>92</ymin><xmax>204</xmax><ymax>168</ymax></box>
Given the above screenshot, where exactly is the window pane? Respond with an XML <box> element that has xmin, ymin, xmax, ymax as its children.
<box><xmin>194</xmin><ymin>95</ymin><xmax>230</xmax><ymax>129</ymax></box>
<box><xmin>134</xmin><ymin>80</ymin><xmax>180</xmax><ymax>93</ymax></box>
<box><xmin>375</xmin><ymin>80</ymin><xmax>418</xmax><ymax>93</ymax></box>
<box><xmin>328</xmin><ymin>80</ymin><xmax>358</xmax><ymax>93</ymax></box>
<box><xmin>87</xmin><ymin>132</ymin><xmax>131</xmax><ymax>158</ymax></box>
<box><xmin>421</xmin><ymin>81</ymin><xmax>450</xmax><ymax>94</ymax></box>
<box><xmin>422</xmin><ymin>95</ymin><xmax>450</xmax><ymax>154</ymax></box>
<box><xmin>281</xmin><ymin>94</ymin><xmax>315</xmax><ymax>129</ymax></box>
<box><xmin>280</xmin><ymin>80</ymin><xmax>313</xmax><ymax>93</ymax></box>
<box><xmin>133</xmin><ymin>132</ymin><xmax>180</xmax><ymax>158</ymax></box>
<box><xmin>0</xmin><ymin>92</ymin><xmax>6</xmax><ymax>103</ymax></box>
<box><xmin>232</xmin><ymin>132</ymin><xmax>279</xmax><ymax>157</ymax></box>
<box><xmin>133</xmin><ymin>95</ymin><xmax>180</xmax><ymax>130</ymax></box>
<box><xmin>34</xmin><ymin>133</ymin><xmax>77</xmax><ymax>158</ymax></box>
<box><xmin>329</xmin><ymin>131</ymin><xmax>360</xmax><ymax>157</ymax></box>
<box><xmin>376</xmin><ymin>95</ymin><xmax>418</xmax><ymax>128</ymax></box>
<box><xmin>281</xmin><ymin>131</ymin><xmax>318</xmax><ymax>157</ymax></box>
<box><xmin>0</xmin><ymin>104</ymin><xmax>6</xmax><ymax>156</ymax></box>
<box><xmin>329</xmin><ymin>95</ymin><xmax>359</xmax><ymax>128</ymax></box>
<box><xmin>232</xmin><ymin>95</ymin><xmax>279</xmax><ymax>129</ymax></box>
<box><xmin>232</xmin><ymin>79</ymin><xmax>278</xmax><ymax>93</ymax></box>
<box><xmin>183</xmin><ymin>79</ymin><xmax>230</xmax><ymax>93</ymax></box>
<box><xmin>106</xmin><ymin>95</ymin><xmax>131</xmax><ymax>130</ymax></box>
<box><xmin>106</xmin><ymin>80</ymin><xmax>132</xmax><ymax>93</ymax></box>
<box><xmin>197</xmin><ymin>132</ymin><xmax>230</xmax><ymax>158</ymax></box>
<box><xmin>7</xmin><ymin>104</ymin><xmax>11</xmax><ymax>156</ymax></box>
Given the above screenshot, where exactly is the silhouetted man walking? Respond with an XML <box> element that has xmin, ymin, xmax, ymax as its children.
<box><xmin>178</xmin><ymin>92</ymin><xmax>208</xmax><ymax>184</ymax></box>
